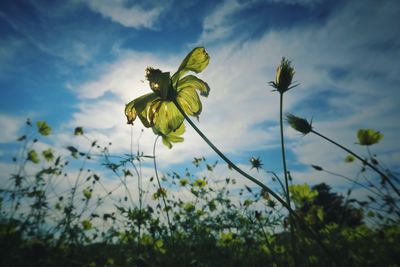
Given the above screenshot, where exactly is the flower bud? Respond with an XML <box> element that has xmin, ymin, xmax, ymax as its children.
<box><xmin>286</xmin><ymin>113</ymin><xmax>312</xmax><ymax>135</ymax></box>
<box><xmin>269</xmin><ymin>57</ymin><xmax>297</xmax><ymax>94</ymax></box>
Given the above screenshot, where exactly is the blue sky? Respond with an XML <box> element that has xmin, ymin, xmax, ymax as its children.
<box><xmin>1</xmin><ymin>0</ymin><xmax>400</xmax><ymax>201</ymax></box>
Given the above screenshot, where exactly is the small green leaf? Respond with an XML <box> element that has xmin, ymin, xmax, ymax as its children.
<box><xmin>17</xmin><ymin>135</ymin><xmax>27</xmax><ymax>141</ymax></box>
<box><xmin>357</xmin><ymin>129</ymin><xmax>383</xmax><ymax>146</ymax></box>
<box><xmin>345</xmin><ymin>155</ymin><xmax>355</xmax><ymax>163</ymax></box>
<box><xmin>67</xmin><ymin>146</ymin><xmax>79</xmax><ymax>158</ymax></box>
<box><xmin>83</xmin><ymin>189</ymin><xmax>92</xmax><ymax>199</ymax></box>
<box><xmin>82</xmin><ymin>220</ymin><xmax>92</xmax><ymax>230</ymax></box>
<box><xmin>152</xmin><ymin>187</ymin><xmax>167</xmax><ymax>200</ymax></box>
<box><xmin>36</xmin><ymin>121</ymin><xmax>52</xmax><ymax>136</ymax></box>
<box><xmin>27</xmin><ymin>150</ymin><xmax>40</xmax><ymax>164</ymax></box>
<box><xmin>179</xmin><ymin>178</ymin><xmax>189</xmax><ymax>186</ymax></box>
<box><xmin>316</xmin><ymin>207</ymin><xmax>324</xmax><ymax>221</ymax></box>
<box><xmin>42</xmin><ymin>148</ymin><xmax>54</xmax><ymax>162</ymax></box>
<box><xmin>74</xmin><ymin>127</ymin><xmax>84</xmax><ymax>136</ymax></box>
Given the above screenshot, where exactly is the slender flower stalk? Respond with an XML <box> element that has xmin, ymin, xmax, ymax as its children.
<box><xmin>152</xmin><ymin>136</ymin><xmax>174</xmax><ymax>238</ymax></box>
<box><xmin>125</xmin><ymin>49</ymin><xmax>340</xmax><ymax>266</ymax></box>
<box><xmin>286</xmin><ymin>113</ymin><xmax>400</xmax><ymax>197</ymax></box>
<box><xmin>172</xmin><ymin>98</ymin><xmax>339</xmax><ymax>267</ymax></box>
<box><xmin>311</xmin><ymin>129</ymin><xmax>400</xmax><ymax>197</ymax></box>
<box><xmin>272</xmin><ymin>58</ymin><xmax>298</xmax><ymax>265</ymax></box>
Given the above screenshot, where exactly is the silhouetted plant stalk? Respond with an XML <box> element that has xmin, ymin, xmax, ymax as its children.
<box><xmin>269</xmin><ymin>57</ymin><xmax>299</xmax><ymax>265</ymax></box>
<box><xmin>289</xmin><ymin>114</ymin><xmax>400</xmax><ymax>198</ymax></box>
<box><xmin>124</xmin><ymin>48</ymin><xmax>340</xmax><ymax>266</ymax></box>
<box><xmin>172</xmin><ymin>98</ymin><xmax>340</xmax><ymax>267</ymax></box>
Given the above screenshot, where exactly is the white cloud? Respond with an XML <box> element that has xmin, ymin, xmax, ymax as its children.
<box><xmin>0</xmin><ymin>114</ymin><xmax>23</xmax><ymax>143</ymax></box>
<box><xmin>63</xmin><ymin>0</ymin><xmax>400</xmax><ymax>205</ymax></box>
<box><xmin>197</xmin><ymin>0</ymin><xmax>242</xmax><ymax>43</ymax></box>
<box><xmin>268</xmin><ymin>0</ymin><xmax>323</xmax><ymax>5</ymax></box>
<box><xmin>84</xmin><ymin>0</ymin><xmax>164</xmax><ymax>29</ymax></box>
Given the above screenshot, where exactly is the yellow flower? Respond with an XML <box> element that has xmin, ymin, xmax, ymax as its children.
<box><xmin>357</xmin><ymin>129</ymin><xmax>383</xmax><ymax>146</ymax></box>
<box><xmin>125</xmin><ymin>47</ymin><xmax>210</xmax><ymax>148</ymax></box>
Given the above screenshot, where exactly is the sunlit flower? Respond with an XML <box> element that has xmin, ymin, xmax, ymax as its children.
<box><xmin>356</xmin><ymin>129</ymin><xmax>383</xmax><ymax>146</ymax></box>
<box><xmin>125</xmin><ymin>47</ymin><xmax>210</xmax><ymax>148</ymax></box>
<box><xmin>269</xmin><ymin>57</ymin><xmax>298</xmax><ymax>94</ymax></box>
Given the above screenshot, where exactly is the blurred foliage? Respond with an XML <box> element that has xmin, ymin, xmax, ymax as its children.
<box><xmin>0</xmin><ymin>120</ymin><xmax>399</xmax><ymax>267</ymax></box>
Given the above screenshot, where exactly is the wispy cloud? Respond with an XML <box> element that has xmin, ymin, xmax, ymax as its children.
<box><xmin>63</xmin><ymin>0</ymin><xmax>400</xmax><ymax>196</ymax></box>
<box><xmin>0</xmin><ymin>114</ymin><xmax>23</xmax><ymax>143</ymax></box>
<box><xmin>83</xmin><ymin>0</ymin><xmax>165</xmax><ymax>29</ymax></box>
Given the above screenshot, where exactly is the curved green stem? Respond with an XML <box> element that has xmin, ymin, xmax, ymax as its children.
<box><xmin>311</xmin><ymin>129</ymin><xmax>400</xmax><ymax>197</ymax></box>
<box><xmin>153</xmin><ymin>136</ymin><xmax>174</xmax><ymax>239</ymax></box>
<box><xmin>279</xmin><ymin>93</ymin><xmax>298</xmax><ymax>265</ymax></box>
<box><xmin>172</xmin><ymin>99</ymin><xmax>340</xmax><ymax>267</ymax></box>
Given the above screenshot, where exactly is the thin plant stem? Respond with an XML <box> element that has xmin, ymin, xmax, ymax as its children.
<box><xmin>311</xmin><ymin>129</ymin><xmax>400</xmax><ymax>197</ymax></box>
<box><xmin>267</xmin><ymin>171</ymin><xmax>287</xmax><ymax>196</ymax></box>
<box><xmin>152</xmin><ymin>136</ymin><xmax>174</xmax><ymax>241</ymax></box>
<box><xmin>172</xmin><ymin>99</ymin><xmax>340</xmax><ymax>267</ymax></box>
<box><xmin>279</xmin><ymin>93</ymin><xmax>298</xmax><ymax>266</ymax></box>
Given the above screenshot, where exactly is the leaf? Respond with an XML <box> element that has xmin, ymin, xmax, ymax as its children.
<box><xmin>27</xmin><ymin>150</ymin><xmax>40</xmax><ymax>164</ymax></box>
<box><xmin>67</xmin><ymin>146</ymin><xmax>78</xmax><ymax>158</ymax></box>
<box><xmin>177</xmin><ymin>75</ymin><xmax>210</xmax><ymax>97</ymax></box>
<box><xmin>83</xmin><ymin>189</ymin><xmax>92</xmax><ymax>199</ymax></box>
<box><xmin>17</xmin><ymin>135</ymin><xmax>27</xmax><ymax>141</ymax></box>
<box><xmin>357</xmin><ymin>129</ymin><xmax>383</xmax><ymax>146</ymax></box>
<box><xmin>311</xmin><ymin>165</ymin><xmax>323</xmax><ymax>171</ymax></box>
<box><xmin>82</xmin><ymin>220</ymin><xmax>92</xmax><ymax>230</ymax></box>
<box><xmin>345</xmin><ymin>155</ymin><xmax>355</xmax><ymax>163</ymax></box>
<box><xmin>245</xmin><ymin>185</ymin><xmax>253</xmax><ymax>193</ymax></box>
<box><xmin>74</xmin><ymin>127</ymin><xmax>84</xmax><ymax>136</ymax></box>
<box><xmin>179</xmin><ymin>178</ymin><xmax>189</xmax><ymax>186</ymax></box>
<box><xmin>42</xmin><ymin>148</ymin><xmax>54</xmax><ymax>162</ymax></box>
<box><xmin>36</xmin><ymin>121</ymin><xmax>52</xmax><ymax>136</ymax></box>
<box><xmin>171</xmin><ymin>47</ymin><xmax>210</xmax><ymax>85</ymax></box>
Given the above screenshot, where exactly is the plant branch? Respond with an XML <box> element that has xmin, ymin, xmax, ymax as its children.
<box><xmin>172</xmin><ymin>99</ymin><xmax>340</xmax><ymax>267</ymax></box>
<box><xmin>311</xmin><ymin>129</ymin><xmax>400</xmax><ymax>197</ymax></box>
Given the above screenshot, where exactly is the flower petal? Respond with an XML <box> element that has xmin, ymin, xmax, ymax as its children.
<box><xmin>171</xmin><ymin>47</ymin><xmax>210</xmax><ymax>85</ymax></box>
<box><xmin>177</xmin><ymin>88</ymin><xmax>202</xmax><ymax>117</ymax></box>
<box><xmin>177</xmin><ymin>75</ymin><xmax>210</xmax><ymax>97</ymax></box>
<box><xmin>152</xmin><ymin>101</ymin><xmax>184</xmax><ymax>135</ymax></box>
<box><xmin>158</xmin><ymin>123</ymin><xmax>186</xmax><ymax>149</ymax></box>
<box><xmin>125</xmin><ymin>93</ymin><xmax>159</xmax><ymax>126</ymax></box>
<box><xmin>357</xmin><ymin>129</ymin><xmax>383</xmax><ymax>146</ymax></box>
